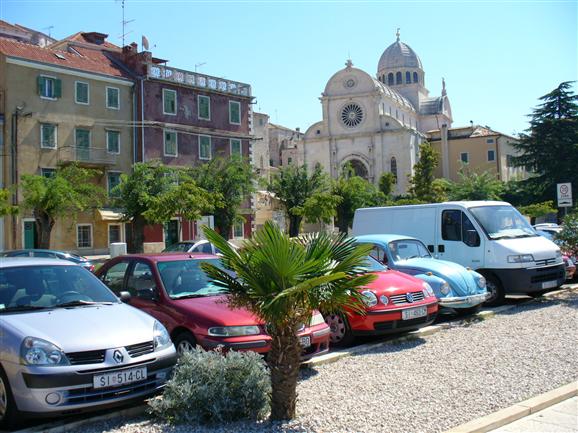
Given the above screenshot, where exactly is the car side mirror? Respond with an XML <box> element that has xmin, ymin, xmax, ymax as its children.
<box><xmin>464</xmin><ymin>230</ymin><xmax>480</xmax><ymax>247</ymax></box>
<box><xmin>119</xmin><ymin>291</ymin><xmax>131</xmax><ymax>303</ymax></box>
<box><xmin>137</xmin><ymin>287</ymin><xmax>158</xmax><ymax>301</ymax></box>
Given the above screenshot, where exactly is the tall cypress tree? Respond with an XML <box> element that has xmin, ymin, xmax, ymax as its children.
<box><xmin>512</xmin><ymin>82</ymin><xmax>578</xmax><ymax>204</ymax></box>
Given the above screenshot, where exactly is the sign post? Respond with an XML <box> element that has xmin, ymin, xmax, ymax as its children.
<box><xmin>557</xmin><ymin>183</ymin><xmax>572</xmax><ymax>216</ymax></box>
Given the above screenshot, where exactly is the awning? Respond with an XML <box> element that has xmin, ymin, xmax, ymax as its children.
<box><xmin>97</xmin><ymin>209</ymin><xmax>125</xmax><ymax>221</ymax></box>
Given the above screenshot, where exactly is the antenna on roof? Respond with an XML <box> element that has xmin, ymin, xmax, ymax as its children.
<box><xmin>194</xmin><ymin>62</ymin><xmax>206</xmax><ymax>72</ymax></box>
<box><xmin>116</xmin><ymin>0</ymin><xmax>135</xmax><ymax>47</ymax></box>
<box><xmin>43</xmin><ymin>25</ymin><xmax>54</xmax><ymax>38</ymax></box>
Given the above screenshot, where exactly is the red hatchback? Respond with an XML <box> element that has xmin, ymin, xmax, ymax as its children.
<box><xmin>96</xmin><ymin>253</ymin><xmax>330</xmax><ymax>359</ymax></box>
<box><xmin>324</xmin><ymin>256</ymin><xmax>439</xmax><ymax>346</ymax></box>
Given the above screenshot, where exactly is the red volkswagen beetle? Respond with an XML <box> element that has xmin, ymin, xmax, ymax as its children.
<box><xmin>324</xmin><ymin>256</ymin><xmax>439</xmax><ymax>346</ymax></box>
<box><xmin>95</xmin><ymin>253</ymin><xmax>330</xmax><ymax>360</ymax></box>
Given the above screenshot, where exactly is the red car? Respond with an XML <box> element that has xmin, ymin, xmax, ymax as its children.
<box><xmin>95</xmin><ymin>253</ymin><xmax>330</xmax><ymax>360</ymax></box>
<box><xmin>324</xmin><ymin>256</ymin><xmax>439</xmax><ymax>346</ymax></box>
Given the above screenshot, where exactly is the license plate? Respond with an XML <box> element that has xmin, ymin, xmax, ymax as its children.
<box><xmin>542</xmin><ymin>280</ymin><xmax>558</xmax><ymax>289</ymax></box>
<box><xmin>402</xmin><ymin>306</ymin><xmax>427</xmax><ymax>320</ymax></box>
<box><xmin>93</xmin><ymin>367</ymin><xmax>147</xmax><ymax>389</ymax></box>
<box><xmin>299</xmin><ymin>336</ymin><xmax>311</xmax><ymax>348</ymax></box>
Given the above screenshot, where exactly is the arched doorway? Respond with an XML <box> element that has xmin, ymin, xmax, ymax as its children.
<box><xmin>343</xmin><ymin>159</ymin><xmax>369</xmax><ymax>180</ymax></box>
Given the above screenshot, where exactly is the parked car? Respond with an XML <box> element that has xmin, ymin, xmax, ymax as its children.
<box><xmin>95</xmin><ymin>253</ymin><xmax>330</xmax><ymax>360</ymax></box>
<box><xmin>355</xmin><ymin>234</ymin><xmax>488</xmax><ymax>313</ymax></box>
<box><xmin>323</xmin><ymin>255</ymin><xmax>438</xmax><ymax>346</ymax></box>
<box><xmin>535</xmin><ymin>230</ymin><xmax>575</xmax><ymax>280</ymax></box>
<box><xmin>162</xmin><ymin>239</ymin><xmax>238</xmax><ymax>255</ymax></box>
<box><xmin>0</xmin><ymin>258</ymin><xmax>177</xmax><ymax>428</ymax></box>
<box><xmin>533</xmin><ymin>223</ymin><xmax>562</xmax><ymax>238</ymax></box>
<box><xmin>0</xmin><ymin>249</ymin><xmax>96</xmax><ymax>272</ymax></box>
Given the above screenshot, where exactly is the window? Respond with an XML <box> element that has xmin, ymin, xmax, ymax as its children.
<box><xmin>233</xmin><ymin>221</ymin><xmax>244</xmax><ymax>239</ymax></box>
<box><xmin>229</xmin><ymin>100</ymin><xmax>241</xmax><ymax>124</ymax></box>
<box><xmin>488</xmin><ymin>150</ymin><xmax>495</xmax><ymax>162</ymax></box>
<box><xmin>108</xmin><ymin>224</ymin><xmax>122</xmax><ymax>244</ymax></box>
<box><xmin>230</xmin><ymin>139</ymin><xmax>242</xmax><ymax>156</ymax></box>
<box><xmin>441</xmin><ymin>210</ymin><xmax>480</xmax><ymax>247</ymax></box>
<box><xmin>41</xmin><ymin>168</ymin><xmax>56</xmax><ymax>178</ymax></box>
<box><xmin>106</xmin><ymin>87</ymin><xmax>120</xmax><ymax>109</ymax></box>
<box><xmin>396</xmin><ymin>72</ymin><xmax>402</xmax><ymax>84</ymax></box>
<box><xmin>460</xmin><ymin>152</ymin><xmax>469</xmax><ymax>164</ymax></box>
<box><xmin>287</xmin><ymin>157</ymin><xmax>293</xmax><ymax>164</ymax></box>
<box><xmin>75</xmin><ymin>128</ymin><xmax>91</xmax><ymax>161</ymax></box>
<box><xmin>37</xmin><ymin>75</ymin><xmax>61</xmax><ymax>99</ymax></box>
<box><xmin>164</xmin><ymin>129</ymin><xmax>178</xmax><ymax>157</ymax></box>
<box><xmin>100</xmin><ymin>261</ymin><xmax>129</xmax><ymax>294</ymax></box>
<box><xmin>106</xmin><ymin>130</ymin><xmax>120</xmax><ymax>154</ymax></box>
<box><xmin>40</xmin><ymin>123</ymin><xmax>57</xmax><ymax>149</ymax></box>
<box><xmin>107</xmin><ymin>172</ymin><xmax>121</xmax><ymax>197</ymax></box>
<box><xmin>387</xmin><ymin>73</ymin><xmax>394</xmax><ymax>85</ymax></box>
<box><xmin>163</xmin><ymin>89</ymin><xmax>177</xmax><ymax>115</ymax></box>
<box><xmin>127</xmin><ymin>262</ymin><xmax>157</xmax><ymax>298</ymax></box>
<box><xmin>198</xmin><ymin>95</ymin><xmax>210</xmax><ymax>120</ymax></box>
<box><xmin>413</xmin><ymin>72</ymin><xmax>418</xmax><ymax>83</ymax></box>
<box><xmin>405</xmin><ymin>71</ymin><xmax>411</xmax><ymax>83</ymax></box>
<box><xmin>506</xmin><ymin>155</ymin><xmax>514</xmax><ymax>167</ymax></box>
<box><xmin>486</xmin><ymin>138</ymin><xmax>494</xmax><ymax>144</ymax></box>
<box><xmin>390</xmin><ymin>157</ymin><xmax>398</xmax><ymax>184</ymax></box>
<box><xmin>199</xmin><ymin>135</ymin><xmax>212</xmax><ymax>160</ymax></box>
<box><xmin>77</xmin><ymin>224</ymin><xmax>93</xmax><ymax>248</ymax></box>
<box><xmin>75</xmin><ymin>81</ymin><xmax>89</xmax><ymax>104</ymax></box>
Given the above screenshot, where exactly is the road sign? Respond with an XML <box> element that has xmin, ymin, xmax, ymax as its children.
<box><xmin>557</xmin><ymin>183</ymin><xmax>572</xmax><ymax>207</ymax></box>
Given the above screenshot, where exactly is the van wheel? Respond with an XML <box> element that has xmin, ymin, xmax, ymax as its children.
<box><xmin>0</xmin><ymin>365</ymin><xmax>18</xmax><ymax>429</ymax></box>
<box><xmin>174</xmin><ymin>332</ymin><xmax>197</xmax><ymax>356</ymax></box>
<box><xmin>324</xmin><ymin>314</ymin><xmax>354</xmax><ymax>347</ymax></box>
<box><xmin>483</xmin><ymin>274</ymin><xmax>505</xmax><ymax>307</ymax></box>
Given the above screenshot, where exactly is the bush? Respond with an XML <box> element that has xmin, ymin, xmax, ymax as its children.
<box><xmin>557</xmin><ymin>212</ymin><xmax>578</xmax><ymax>255</ymax></box>
<box><xmin>149</xmin><ymin>347</ymin><xmax>271</xmax><ymax>425</ymax></box>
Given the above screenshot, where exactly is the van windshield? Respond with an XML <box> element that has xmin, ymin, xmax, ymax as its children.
<box><xmin>469</xmin><ymin>206</ymin><xmax>537</xmax><ymax>240</ymax></box>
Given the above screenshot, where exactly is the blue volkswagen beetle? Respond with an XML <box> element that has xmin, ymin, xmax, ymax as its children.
<box><xmin>355</xmin><ymin>234</ymin><xmax>488</xmax><ymax>314</ymax></box>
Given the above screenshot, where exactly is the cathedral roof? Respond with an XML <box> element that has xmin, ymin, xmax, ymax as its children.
<box><xmin>372</xmin><ymin>78</ymin><xmax>416</xmax><ymax>112</ymax></box>
<box><xmin>420</xmin><ymin>96</ymin><xmax>444</xmax><ymax>115</ymax></box>
<box><xmin>378</xmin><ymin>34</ymin><xmax>422</xmax><ymax>71</ymax></box>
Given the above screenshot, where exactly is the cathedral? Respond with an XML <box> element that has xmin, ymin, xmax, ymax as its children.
<box><xmin>303</xmin><ymin>31</ymin><xmax>453</xmax><ymax>194</ymax></box>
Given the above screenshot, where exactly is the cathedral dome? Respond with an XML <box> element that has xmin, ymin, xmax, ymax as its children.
<box><xmin>378</xmin><ymin>34</ymin><xmax>422</xmax><ymax>71</ymax></box>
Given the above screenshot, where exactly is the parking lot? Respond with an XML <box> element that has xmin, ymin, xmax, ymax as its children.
<box><xmin>10</xmin><ymin>287</ymin><xmax>575</xmax><ymax>433</ymax></box>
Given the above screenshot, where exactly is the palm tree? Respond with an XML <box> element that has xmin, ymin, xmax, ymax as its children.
<box><xmin>201</xmin><ymin>221</ymin><xmax>375</xmax><ymax>420</ymax></box>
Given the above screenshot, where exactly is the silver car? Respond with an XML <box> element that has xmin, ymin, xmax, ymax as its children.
<box><xmin>0</xmin><ymin>258</ymin><xmax>177</xmax><ymax>428</ymax></box>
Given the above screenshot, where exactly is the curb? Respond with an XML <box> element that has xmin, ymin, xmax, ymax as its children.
<box><xmin>443</xmin><ymin>381</ymin><xmax>578</xmax><ymax>433</ymax></box>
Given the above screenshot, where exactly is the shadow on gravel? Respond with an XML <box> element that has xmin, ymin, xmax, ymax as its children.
<box><xmin>496</xmin><ymin>292</ymin><xmax>578</xmax><ymax>316</ymax></box>
<box><xmin>299</xmin><ymin>367</ymin><xmax>319</xmax><ymax>381</ymax></box>
<box><xmin>352</xmin><ymin>336</ymin><xmax>427</xmax><ymax>357</ymax></box>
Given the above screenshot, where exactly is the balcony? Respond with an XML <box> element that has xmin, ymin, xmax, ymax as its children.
<box><xmin>58</xmin><ymin>146</ymin><xmax>117</xmax><ymax>167</ymax></box>
<box><xmin>147</xmin><ymin>63</ymin><xmax>251</xmax><ymax>97</ymax></box>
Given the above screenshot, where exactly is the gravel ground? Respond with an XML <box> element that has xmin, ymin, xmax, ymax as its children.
<box><xmin>69</xmin><ymin>289</ymin><xmax>578</xmax><ymax>433</ymax></box>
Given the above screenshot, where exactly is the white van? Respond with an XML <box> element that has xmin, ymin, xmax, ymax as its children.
<box><xmin>353</xmin><ymin>201</ymin><xmax>565</xmax><ymax>305</ymax></box>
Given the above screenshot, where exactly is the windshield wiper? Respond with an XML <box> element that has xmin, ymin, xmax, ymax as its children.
<box><xmin>54</xmin><ymin>300</ymin><xmax>114</xmax><ymax>308</ymax></box>
<box><xmin>171</xmin><ymin>294</ymin><xmax>206</xmax><ymax>300</ymax></box>
<box><xmin>0</xmin><ymin>305</ymin><xmax>49</xmax><ymax>313</ymax></box>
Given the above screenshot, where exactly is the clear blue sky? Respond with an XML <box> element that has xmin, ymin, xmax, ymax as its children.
<box><xmin>1</xmin><ymin>0</ymin><xmax>576</xmax><ymax>136</ymax></box>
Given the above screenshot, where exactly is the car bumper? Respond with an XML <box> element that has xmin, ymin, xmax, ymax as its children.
<box><xmin>6</xmin><ymin>346</ymin><xmax>177</xmax><ymax>416</ymax></box>
<box><xmin>491</xmin><ymin>264</ymin><xmax>565</xmax><ymax>294</ymax></box>
<box><xmin>439</xmin><ymin>293</ymin><xmax>488</xmax><ymax>308</ymax></box>
<box><xmin>350</xmin><ymin>301</ymin><xmax>438</xmax><ymax>335</ymax></box>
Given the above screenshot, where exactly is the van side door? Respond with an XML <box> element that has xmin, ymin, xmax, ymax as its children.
<box><xmin>437</xmin><ymin>208</ymin><xmax>485</xmax><ymax>269</ymax></box>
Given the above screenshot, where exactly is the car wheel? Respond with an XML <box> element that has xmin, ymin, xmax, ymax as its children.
<box><xmin>174</xmin><ymin>332</ymin><xmax>197</xmax><ymax>356</ymax></box>
<box><xmin>0</xmin><ymin>365</ymin><xmax>18</xmax><ymax>429</ymax></box>
<box><xmin>483</xmin><ymin>274</ymin><xmax>505</xmax><ymax>307</ymax></box>
<box><xmin>324</xmin><ymin>314</ymin><xmax>354</xmax><ymax>347</ymax></box>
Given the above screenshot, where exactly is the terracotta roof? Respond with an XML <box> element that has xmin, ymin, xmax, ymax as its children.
<box><xmin>0</xmin><ymin>36</ymin><xmax>132</xmax><ymax>79</ymax></box>
<box><xmin>52</xmin><ymin>31</ymin><xmax>121</xmax><ymax>51</ymax></box>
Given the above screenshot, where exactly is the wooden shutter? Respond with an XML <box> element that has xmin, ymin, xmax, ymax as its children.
<box><xmin>54</xmin><ymin>79</ymin><xmax>62</xmax><ymax>98</ymax></box>
<box><xmin>37</xmin><ymin>76</ymin><xmax>45</xmax><ymax>96</ymax></box>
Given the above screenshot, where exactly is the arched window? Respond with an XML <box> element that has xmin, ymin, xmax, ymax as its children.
<box><xmin>413</xmin><ymin>72</ymin><xmax>418</xmax><ymax>83</ymax></box>
<box><xmin>396</xmin><ymin>72</ymin><xmax>402</xmax><ymax>85</ymax></box>
<box><xmin>390</xmin><ymin>157</ymin><xmax>398</xmax><ymax>184</ymax></box>
<box><xmin>388</xmin><ymin>73</ymin><xmax>394</xmax><ymax>85</ymax></box>
<box><xmin>406</xmin><ymin>71</ymin><xmax>411</xmax><ymax>83</ymax></box>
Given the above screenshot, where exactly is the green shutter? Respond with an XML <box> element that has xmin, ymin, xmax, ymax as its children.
<box><xmin>230</xmin><ymin>101</ymin><xmax>240</xmax><ymax>124</ymax></box>
<box><xmin>37</xmin><ymin>76</ymin><xmax>45</xmax><ymax>96</ymax></box>
<box><xmin>54</xmin><ymin>79</ymin><xmax>62</xmax><ymax>98</ymax></box>
<box><xmin>199</xmin><ymin>96</ymin><xmax>209</xmax><ymax>119</ymax></box>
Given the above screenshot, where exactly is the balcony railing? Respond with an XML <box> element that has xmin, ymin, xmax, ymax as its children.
<box><xmin>58</xmin><ymin>146</ymin><xmax>117</xmax><ymax>166</ymax></box>
<box><xmin>147</xmin><ymin>63</ymin><xmax>251</xmax><ymax>97</ymax></box>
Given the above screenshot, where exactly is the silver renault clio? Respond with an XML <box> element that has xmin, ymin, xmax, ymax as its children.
<box><xmin>0</xmin><ymin>258</ymin><xmax>177</xmax><ymax>428</ymax></box>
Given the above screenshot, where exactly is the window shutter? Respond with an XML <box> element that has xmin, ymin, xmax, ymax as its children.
<box><xmin>54</xmin><ymin>79</ymin><xmax>62</xmax><ymax>98</ymax></box>
<box><xmin>37</xmin><ymin>76</ymin><xmax>45</xmax><ymax>96</ymax></box>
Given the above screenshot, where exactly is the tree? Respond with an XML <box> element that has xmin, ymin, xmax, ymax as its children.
<box><xmin>556</xmin><ymin>211</ymin><xmax>578</xmax><ymax>256</ymax></box>
<box><xmin>115</xmin><ymin>162</ymin><xmax>218</xmax><ymax>252</ymax></box>
<box><xmin>201</xmin><ymin>221</ymin><xmax>375</xmax><ymax>420</ymax></box>
<box><xmin>20</xmin><ymin>164</ymin><xmax>105</xmax><ymax>249</ymax></box>
<box><xmin>0</xmin><ymin>188</ymin><xmax>17</xmax><ymax>217</ymax></box>
<box><xmin>511</xmin><ymin>82</ymin><xmax>578</xmax><ymax>205</ymax></box>
<box><xmin>408</xmin><ymin>142</ymin><xmax>444</xmax><ymax>202</ymax></box>
<box><xmin>190</xmin><ymin>157</ymin><xmax>254</xmax><ymax>238</ymax></box>
<box><xmin>378</xmin><ymin>172</ymin><xmax>396</xmax><ymax>197</ymax></box>
<box><xmin>332</xmin><ymin>166</ymin><xmax>385</xmax><ymax>233</ymax></box>
<box><xmin>517</xmin><ymin>201</ymin><xmax>557</xmax><ymax>224</ymax></box>
<box><xmin>267</xmin><ymin>164</ymin><xmax>333</xmax><ymax>236</ymax></box>
<box><xmin>446</xmin><ymin>170</ymin><xmax>504</xmax><ymax>201</ymax></box>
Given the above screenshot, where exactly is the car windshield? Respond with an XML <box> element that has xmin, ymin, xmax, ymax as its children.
<box><xmin>0</xmin><ymin>265</ymin><xmax>118</xmax><ymax>313</ymax></box>
<box><xmin>163</xmin><ymin>242</ymin><xmax>195</xmax><ymax>252</ymax></box>
<box><xmin>357</xmin><ymin>256</ymin><xmax>387</xmax><ymax>273</ymax></box>
<box><xmin>157</xmin><ymin>258</ymin><xmax>228</xmax><ymax>299</ymax></box>
<box><xmin>469</xmin><ymin>205</ymin><xmax>536</xmax><ymax>240</ymax></box>
<box><xmin>389</xmin><ymin>239</ymin><xmax>432</xmax><ymax>262</ymax></box>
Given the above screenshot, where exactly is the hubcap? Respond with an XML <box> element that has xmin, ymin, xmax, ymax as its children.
<box><xmin>486</xmin><ymin>281</ymin><xmax>497</xmax><ymax>302</ymax></box>
<box><xmin>0</xmin><ymin>376</ymin><xmax>7</xmax><ymax>419</ymax></box>
<box><xmin>177</xmin><ymin>340</ymin><xmax>195</xmax><ymax>355</ymax></box>
<box><xmin>325</xmin><ymin>314</ymin><xmax>346</xmax><ymax>343</ymax></box>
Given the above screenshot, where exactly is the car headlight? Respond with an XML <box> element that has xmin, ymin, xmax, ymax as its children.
<box><xmin>507</xmin><ymin>254</ymin><xmax>534</xmax><ymax>263</ymax></box>
<box><xmin>438</xmin><ymin>281</ymin><xmax>450</xmax><ymax>296</ymax></box>
<box><xmin>422</xmin><ymin>282</ymin><xmax>436</xmax><ymax>297</ymax></box>
<box><xmin>477</xmin><ymin>275</ymin><xmax>486</xmax><ymax>289</ymax></box>
<box><xmin>361</xmin><ymin>290</ymin><xmax>378</xmax><ymax>307</ymax></box>
<box><xmin>555</xmin><ymin>250</ymin><xmax>562</xmax><ymax>259</ymax></box>
<box><xmin>153</xmin><ymin>321</ymin><xmax>172</xmax><ymax>350</ymax></box>
<box><xmin>208</xmin><ymin>326</ymin><xmax>261</xmax><ymax>337</ymax></box>
<box><xmin>379</xmin><ymin>295</ymin><xmax>389</xmax><ymax>305</ymax></box>
<box><xmin>21</xmin><ymin>337</ymin><xmax>69</xmax><ymax>366</ymax></box>
<box><xmin>310</xmin><ymin>312</ymin><xmax>326</xmax><ymax>326</ymax></box>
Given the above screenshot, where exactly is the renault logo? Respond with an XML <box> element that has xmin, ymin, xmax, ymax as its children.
<box><xmin>406</xmin><ymin>292</ymin><xmax>414</xmax><ymax>303</ymax></box>
<box><xmin>113</xmin><ymin>350</ymin><xmax>124</xmax><ymax>364</ymax></box>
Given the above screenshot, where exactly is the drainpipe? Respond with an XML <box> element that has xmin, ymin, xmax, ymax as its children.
<box><xmin>495</xmin><ymin>135</ymin><xmax>501</xmax><ymax>180</ymax></box>
<box><xmin>140</xmin><ymin>77</ymin><xmax>145</xmax><ymax>162</ymax></box>
<box><xmin>441</xmin><ymin>123</ymin><xmax>450</xmax><ymax>179</ymax></box>
<box><xmin>10</xmin><ymin>109</ymin><xmax>17</xmax><ymax>247</ymax></box>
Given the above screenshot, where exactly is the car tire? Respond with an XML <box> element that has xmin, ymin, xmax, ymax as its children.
<box><xmin>173</xmin><ymin>332</ymin><xmax>197</xmax><ymax>356</ymax></box>
<box><xmin>324</xmin><ymin>313</ymin><xmax>354</xmax><ymax>347</ymax></box>
<box><xmin>0</xmin><ymin>364</ymin><xmax>19</xmax><ymax>429</ymax></box>
<box><xmin>483</xmin><ymin>273</ymin><xmax>505</xmax><ymax>307</ymax></box>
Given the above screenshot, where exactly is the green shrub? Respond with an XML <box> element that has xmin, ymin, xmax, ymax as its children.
<box><xmin>149</xmin><ymin>347</ymin><xmax>271</xmax><ymax>424</ymax></box>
